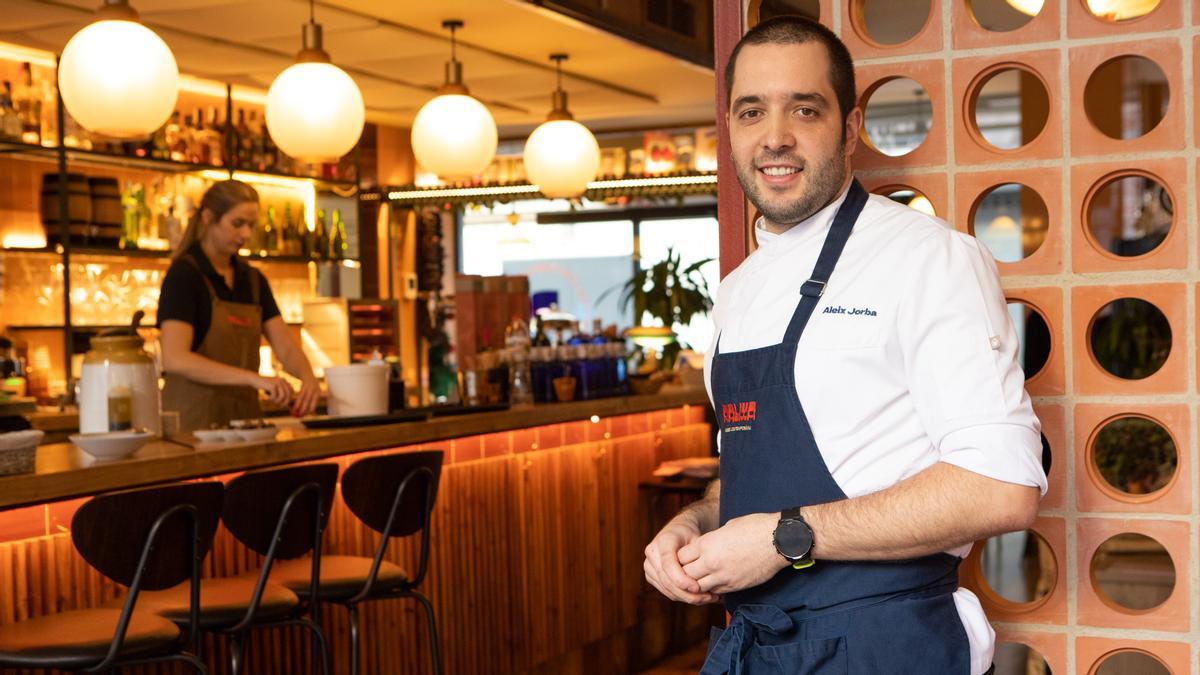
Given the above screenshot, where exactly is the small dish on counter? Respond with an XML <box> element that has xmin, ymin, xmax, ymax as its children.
<box><xmin>69</xmin><ymin>430</ymin><xmax>153</xmax><ymax>460</ymax></box>
<box><xmin>193</xmin><ymin>423</ymin><xmax>279</xmax><ymax>444</ymax></box>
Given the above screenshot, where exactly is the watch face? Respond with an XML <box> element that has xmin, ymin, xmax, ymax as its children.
<box><xmin>776</xmin><ymin>519</ymin><xmax>814</xmax><ymax>560</ymax></box>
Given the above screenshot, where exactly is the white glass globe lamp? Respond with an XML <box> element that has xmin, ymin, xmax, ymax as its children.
<box><xmin>266</xmin><ymin>18</ymin><xmax>365</xmax><ymax>163</ymax></box>
<box><xmin>57</xmin><ymin>0</ymin><xmax>179</xmax><ymax>139</ymax></box>
<box><xmin>410</xmin><ymin>20</ymin><xmax>498</xmax><ymax>181</ymax></box>
<box><xmin>523</xmin><ymin>54</ymin><xmax>600</xmax><ymax>199</ymax></box>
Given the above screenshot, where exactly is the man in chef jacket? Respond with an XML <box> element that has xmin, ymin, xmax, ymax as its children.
<box><xmin>643</xmin><ymin>15</ymin><xmax>1046</xmax><ymax>675</ymax></box>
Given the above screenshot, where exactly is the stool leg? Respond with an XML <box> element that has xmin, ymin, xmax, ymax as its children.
<box><xmin>229</xmin><ymin>633</ymin><xmax>245</xmax><ymax>675</ymax></box>
<box><xmin>299</xmin><ymin>617</ymin><xmax>332</xmax><ymax>675</ymax></box>
<box><xmin>348</xmin><ymin>603</ymin><xmax>360</xmax><ymax>675</ymax></box>
<box><xmin>409</xmin><ymin>591</ymin><xmax>442</xmax><ymax>675</ymax></box>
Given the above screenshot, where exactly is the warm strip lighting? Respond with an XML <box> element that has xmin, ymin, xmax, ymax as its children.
<box><xmin>179</xmin><ymin>75</ymin><xmax>267</xmax><ymax>106</ymax></box>
<box><xmin>2</xmin><ymin>233</ymin><xmax>48</xmax><ymax>249</ymax></box>
<box><xmin>0</xmin><ymin>41</ymin><xmax>56</xmax><ymax>68</ymax></box>
<box><xmin>586</xmin><ymin>174</ymin><xmax>717</xmax><ymax>190</ymax></box>
<box><xmin>387</xmin><ymin>184</ymin><xmax>541</xmax><ymax>201</ymax></box>
<box><xmin>385</xmin><ymin>173</ymin><xmax>717</xmax><ymax>202</ymax></box>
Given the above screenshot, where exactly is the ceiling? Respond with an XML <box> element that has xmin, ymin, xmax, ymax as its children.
<box><xmin>0</xmin><ymin>0</ymin><xmax>717</xmax><ymax>136</ymax></box>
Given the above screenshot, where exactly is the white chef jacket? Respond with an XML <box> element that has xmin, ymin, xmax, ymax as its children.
<box><xmin>703</xmin><ymin>184</ymin><xmax>1048</xmax><ymax>675</ymax></box>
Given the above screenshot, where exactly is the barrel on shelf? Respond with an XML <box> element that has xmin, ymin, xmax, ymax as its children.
<box><xmin>87</xmin><ymin>177</ymin><xmax>122</xmax><ymax>247</ymax></box>
<box><xmin>39</xmin><ymin>173</ymin><xmax>92</xmax><ymax>246</ymax></box>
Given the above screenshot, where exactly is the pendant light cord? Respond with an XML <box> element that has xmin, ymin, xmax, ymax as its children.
<box><xmin>309</xmin><ymin>0</ymin><xmax>315</xmax><ymax>24</ymax></box>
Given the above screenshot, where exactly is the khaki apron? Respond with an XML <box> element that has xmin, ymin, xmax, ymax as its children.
<box><xmin>162</xmin><ymin>255</ymin><xmax>263</xmax><ymax>432</ymax></box>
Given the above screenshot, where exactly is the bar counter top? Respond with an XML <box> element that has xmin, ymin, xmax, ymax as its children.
<box><xmin>0</xmin><ymin>387</ymin><xmax>709</xmax><ymax>510</ymax></box>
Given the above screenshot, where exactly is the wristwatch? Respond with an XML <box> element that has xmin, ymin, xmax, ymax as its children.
<box><xmin>773</xmin><ymin>507</ymin><xmax>815</xmax><ymax>570</ymax></box>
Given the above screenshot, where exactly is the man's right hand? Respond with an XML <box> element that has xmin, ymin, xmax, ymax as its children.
<box><xmin>644</xmin><ymin>517</ymin><xmax>721</xmax><ymax>606</ymax></box>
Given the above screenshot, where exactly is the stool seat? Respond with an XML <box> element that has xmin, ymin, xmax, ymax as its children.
<box><xmin>269</xmin><ymin>555</ymin><xmax>408</xmax><ymax>601</ymax></box>
<box><xmin>131</xmin><ymin>577</ymin><xmax>300</xmax><ymax>630</ymax></box>
<box><xmin>0</xmin><ymin>608</ymin><xmax>181</xmax><ymax>669</ymax></box>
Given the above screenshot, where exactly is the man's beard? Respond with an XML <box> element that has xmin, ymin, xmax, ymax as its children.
<box><xmin>734</xmin><ymin>144</ymin><xmax>848</xmax><ymax>229</ymax></box>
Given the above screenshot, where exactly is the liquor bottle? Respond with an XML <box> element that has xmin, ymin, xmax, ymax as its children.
<box><xmin>189</xmin><ymin>108</ymin><xmax>209</xmax><ymax>164</ymax></box>
<box><xmin>262</xmin><ymin>122</ymin><xmax>278</xmax><ymax>173</ymax></box>
<box><xmin>206</xmin><ymin>107</ymin><xmax>224</xmax><ymax>167</ymax></box>
<box><xmin>13</xmin><ymin>63</ymin><xmax>41</xmax><ymax>145</ymax></box>
<box><xmin>247</xmin><ymin>110</ymin><xmax>265</xmax><ymax>171</ymax></box>
<box><xmin>38</xmin><ymin>68</ymin><xmax>56</xmax><ymax>148</ymax></box>
<box><xmin>120</xmin><ymin>183</ymin><xmax>141</xmax><ymax>250</ymax></box>
<box><xmin>234</xmin><ymin>109</ymin><xmax>250</xmax><ymax>168</ymax></box>
<box><xmin>313</xmin><ymin>209</ymin><xmax>328</xmax><ymax>260</ymax></box>
<box><xmin>262</xmin><ymin>205</ymin><xmax>278</xmax><ymax>254</ymax></box>
<box><xmin>297</xmin><ymin>204</ymin><xmax>311</xmax><ymax>258</ymax></box>
<box><xmin>166</xmin><ymin>111</ymin><xmax>186</xmax><ymax>162</ymax></box>
<box><xmin>329</xmin><ymin>209</ymin><xmax>347</xmax><ymax>260</ymax></box>
<box><xmin>0</xmin><ymin>82</ymin><xmax>20</xmax><ymax>141</ymax></box>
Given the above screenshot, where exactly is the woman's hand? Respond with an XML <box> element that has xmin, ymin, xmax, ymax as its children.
<box><xmin>257</xmin><ymin>375</ymin><xmax>294</xmax><ymax>407</ymax></box>
<box><xmin>291</xmin><ymin>376</ymin><xmax>320</xmax><ymax>417</ymax></box>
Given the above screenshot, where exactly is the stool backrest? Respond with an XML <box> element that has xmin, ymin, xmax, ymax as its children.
<box><xmin>221</xmin><ymin>463</ymin><xmax>339</xmax><ymax>559</ymax></box>
<box><xmin>71</xmin><ymin>481</ymin><xmax>224</xmax><ymax>591</ymax></box>
<box><xmin>342</xmin><ymin>450</ymin><xmax>443</xmax><ymax>538</ymax></box>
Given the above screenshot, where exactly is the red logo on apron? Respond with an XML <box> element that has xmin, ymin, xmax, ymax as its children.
<box><xmin>227</xmin><ymin>315</ymin><xmax>253</xmax><ymax>328</ymax></box>
<box><xmin>722</xmin><ymin>401</ymin><xmax>757</xmax><ymax>425</ymax></box>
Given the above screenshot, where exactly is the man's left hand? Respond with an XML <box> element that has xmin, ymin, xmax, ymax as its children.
<box><xmin>679</xmin><ymin>512</ymin><xmax>788</xmax><ymax>594</ymax></box>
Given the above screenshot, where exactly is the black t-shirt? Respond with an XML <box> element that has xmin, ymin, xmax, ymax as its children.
<box><xmin>157</xmin><ymin>243</ymin><xmax>282</xmax><ymax>351</ymax></box>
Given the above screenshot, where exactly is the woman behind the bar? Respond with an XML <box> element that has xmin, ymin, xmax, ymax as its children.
<box><xmin>157</xmin><ymin>180</ymin><xmax>319</xmax><ymax>431</ymax></box>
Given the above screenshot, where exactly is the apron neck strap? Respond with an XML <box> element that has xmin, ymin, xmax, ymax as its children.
<box><xmin>781</xmin><ymin>179</ymin><xmax>869</xmax><ymax>346</ymax></box>
<box><xmin>182</xmin><ymin>253</ymin><xmax>219</xmax><ymax>299</ymax></box>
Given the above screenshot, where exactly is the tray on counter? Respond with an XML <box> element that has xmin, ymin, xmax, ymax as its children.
<box><xmin>301</xmin><ymin>410</ymin><xmax>429</xmax><ymax>429</ymax></box>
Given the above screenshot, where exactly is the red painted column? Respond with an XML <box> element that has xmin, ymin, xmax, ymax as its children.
<box><xmin>714</xmin><ymin>0</ymin><xmax>747</xmax><ymax>279</ymax></box>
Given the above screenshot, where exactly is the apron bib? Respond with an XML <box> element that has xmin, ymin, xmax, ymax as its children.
<box><xmin>700</xmin><ymin>181</ymin><xmax>970</xmax><ymax>674</ymax></box>
<box><xmin>162</xmin><ymin>256</ymin><xmax>263</xmax><ymax>432</ymax></box>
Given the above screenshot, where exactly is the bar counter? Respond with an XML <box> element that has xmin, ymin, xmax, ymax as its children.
<box><xmin>0</xmin><ymin>389</ymin><xmax>715</xmax><ymax>674</ymax></box>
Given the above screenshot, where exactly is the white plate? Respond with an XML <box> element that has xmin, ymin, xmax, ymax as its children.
<box><xmin>233</xmin><ymin>426</ymin><xmax>278</xmax><ymax>443</ymax></box>
<box><xmin>193</xmin><ymin>429</ymin><xmax>236</xmax><ymax>443</ymax></box>
<box><xmin>69</xmin><ymin>430</ymin><xmax>153</xmax><ymax>460</ymax></box>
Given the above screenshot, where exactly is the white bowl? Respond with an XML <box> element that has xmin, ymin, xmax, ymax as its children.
<box><xmin>69</xmin><ymin>430</ymin><xmax>153</xmax><ymax>460</ymax></box>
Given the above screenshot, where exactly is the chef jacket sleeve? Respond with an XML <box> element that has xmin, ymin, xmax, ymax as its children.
<box><xmin>896</xmin><ymin>230</ymin><xmax>1047</xmax><ymax>495</ymax></box>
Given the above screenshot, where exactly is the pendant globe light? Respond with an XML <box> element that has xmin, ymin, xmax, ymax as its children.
<box><xmin>266</xmin><ymin>0</ymin><xmax>365</xmax><ymax>162</ymax></box>
<box><xmin>523</xmin><ymin>54</ymin><xmax>600</xmax><ymax>199</ymax></box>
<box><xmin>57</xmin><ymin>0</ymin><xmax>179</xmax><ymax>138</ymax></box>
<box><xmin>410</xmin><ymin>21</ymin><xmax>498</xmax><ymax>180</ymax></box>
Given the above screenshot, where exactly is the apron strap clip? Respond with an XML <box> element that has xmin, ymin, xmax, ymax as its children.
<box><xmin>800</xmin><ymin>279</ymin><xmax>826</xmax><ymax>298</ymax></box>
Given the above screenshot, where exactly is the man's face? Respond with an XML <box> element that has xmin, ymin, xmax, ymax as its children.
<box><xmin>727</xmin><ymin>41</ymin><xmax>862</xmax><ymax>231</ymax></box>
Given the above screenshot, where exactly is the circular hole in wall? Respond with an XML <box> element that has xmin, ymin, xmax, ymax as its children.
<box><xmin>881</xmin><ymin>187</ymin><xmax>936</xmax><ymax>217</ymax></box>
<box><xmin>1088</xmin><ymin>298</ymin><xmax>1171</xmax><ymax>380</ymax></box>
<box><xmin>1084</xmin><ymin>56</ymin><xmax>1169</xmax><ymax>140</ymax></box>
<box><xmin>971</xmin><ymin>67</ymin><xmax>1050</xmax><ymax>150</ymax></box>
<box><xmin>1091</xmin><ymin>533</ymin><xmax>1174</xmax><ymax>612</ymax></box>
<box><xmin>1093</xmin><ymin>650</ymin><xmax>1170</xmax><ymax>675</ymax></box>
<box><xmin>1085</xmin><ymin>0</ymin><xmax>1161</xmax><ymax>23</ymax></box>
<box><xmin>861</xmin><ymin>78</ymin><xmax>933</xmax><ymax>157</ymax></box>
<box><xmin>1006</xmin><ymin>301</ymin><xmax>1051</xmax><ymax>379</ymax></box>
<box><xmin>971</xmin><ymin>183</ymin><xmax>1049</xmax><ymax>262</ymax></box>
<box><xmin>980</xmin><ymin>529</ymin><xmax>1056</xmax><ymax>606</ymax></box>
<box><xmin>993</xmin><ymin>641</ymin><xmax>1053</xmax><ymax>675</ymax></box>
<box><xmin>1085</xmin><ymin>173</ymin><xmax>1172</xmax><ymax>258</ymax></box>
<box><xmin>1091</xmin><ymin>416</ymin><xmax>1177</xmax><ymax>497</ymax></box>
<box><xmin>855</xmin><ymin>0</ymin><xmax>931</xmax><ymax>45</ymax></box>
<box><xmin>753</xmin><ymin>0</ymin><xmax>821</xmax><ymax>23</ymax></box>
<box><xmin>969</xmin><ymin>0</ymin><xmax>1041</xmax><ymax>31</ymax></box>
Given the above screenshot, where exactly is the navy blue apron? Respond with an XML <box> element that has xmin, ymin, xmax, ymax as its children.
<box><xmin>700</xmin><ymin>180</ymin><xmax>971</xmax><ymax>674</ymax></box>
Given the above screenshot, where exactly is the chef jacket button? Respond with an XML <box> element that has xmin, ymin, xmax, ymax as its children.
<box><xmin>989</xmin><ymin>336</ymin><xmax>1001</xmax><ymax>350</ymax></box>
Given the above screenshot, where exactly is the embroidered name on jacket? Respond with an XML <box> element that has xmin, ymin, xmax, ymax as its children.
<box><xmin>821</xmin><ymin>305</ymin><xmax>877</xmax><ymax>316</ymax></box>
<box><xmin>722</xmin><ymin>401</ymin><xmax>756</xmax><ymax>432</ymax></box>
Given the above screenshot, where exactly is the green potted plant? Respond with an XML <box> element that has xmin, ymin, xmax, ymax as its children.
<box><xmin>601</xmin><ymin>247</ymin><xmax>714</xmax><ymax>373</ymax></box>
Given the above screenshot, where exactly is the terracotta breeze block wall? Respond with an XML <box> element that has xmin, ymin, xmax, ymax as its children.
<box><xmin>725</xmin><ymin>1</ymin><xmax>1200</xmax><ymax>672</ymax></box>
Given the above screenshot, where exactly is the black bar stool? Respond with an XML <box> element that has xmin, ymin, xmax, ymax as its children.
<box><xmin>134</xmin><ymin>463</ymin><xmax>339</xmax><ymax>675</ymax></box>
<box><xmin>269</xmin><ymin>450</ymin><xmax>443</xmax><ymax>675</ymax></box>
<box><xmin>0</xmin><ymin>481</ymin><xmax>224</xmax><ymax>673</ymax></box>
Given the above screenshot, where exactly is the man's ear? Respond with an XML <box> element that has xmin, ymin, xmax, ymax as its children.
<box><xmin>843</xmin><ymin>106</ymin><xmax>863</xmax><ymax>157</ymax></box>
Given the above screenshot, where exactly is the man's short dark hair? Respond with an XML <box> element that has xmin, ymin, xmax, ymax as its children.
<box><xmin>724</xmin><ymin>16</ymin><xmax>857</xmax><ymax>124</ymax></box>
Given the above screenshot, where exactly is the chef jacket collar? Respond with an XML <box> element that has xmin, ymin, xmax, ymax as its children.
<box><xmin>753</xmin><ymin>181</ymin><xmax>853</xmax><ymax>257</ymax></box>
